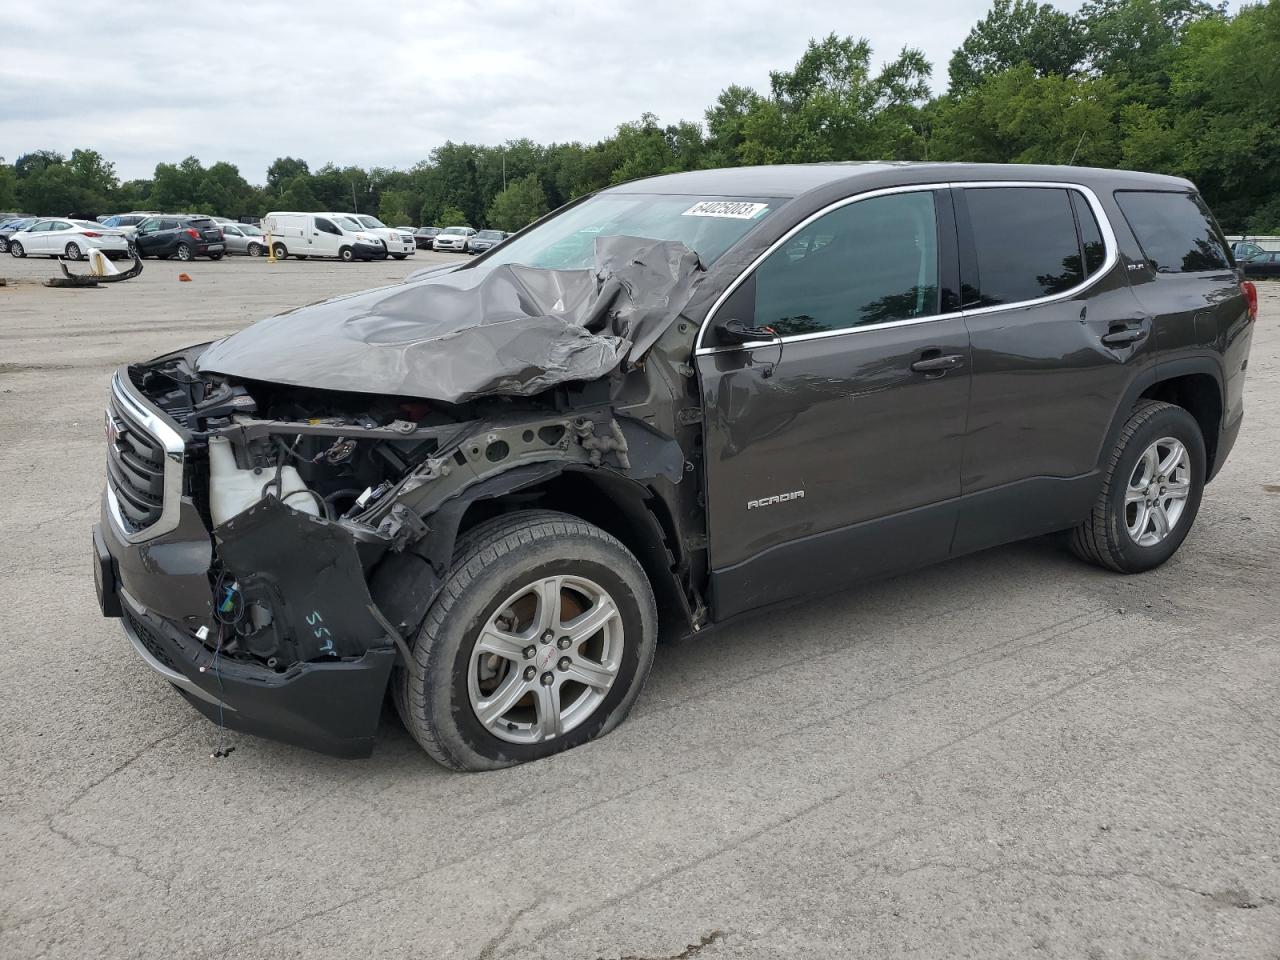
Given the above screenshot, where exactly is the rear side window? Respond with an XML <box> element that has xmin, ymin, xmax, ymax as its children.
<box><xmin>1114</xmin><ymin>191</ymin><xmax>1230</xmax><ymax>273</ymax></box>
<box><xmin>1071</xmin><ymin>193</ymin><xmax>1106</xmax><ymax>277</ymax></box>
<box><xmin>753</xmin><ymin>190</ymin><xmax>940</xmax><ymax>336</ymax></box>
<box><xmin>965</xmin><ymin>187</ymin><xmax>1084</xmax><ymax>305</ymax></box>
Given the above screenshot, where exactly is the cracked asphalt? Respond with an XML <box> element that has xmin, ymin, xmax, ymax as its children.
<box><xmin>1</xmin><ymin>255</ymin><xmax>1278</xmax><ymax>959</ymax></box>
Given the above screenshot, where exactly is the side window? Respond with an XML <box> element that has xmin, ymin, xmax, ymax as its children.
<box><xmin>160</xmin><ymin>219</ymin><xmax>179</xmax><ymax>231</ymax></box>
<box><xmin>1071</xmin><ymin>192</ymin><xmax>1106</xmax><ymax>277</ymax></box>
<box><xmin>965</xmin><ymin>187</ymin><xmax>1083</xmax><ymax>305</ymax></box>
<box><xmin>753</xmin><ymin>191</ymin><xmax>940</xmax><ymax>336</ymax></box>
<box><xmin>314</xmin><ymin>217</ymin><xmax>340</xmax><ymax>235</ymax></box>
<box><xmin>1114</xmin><ymin>190</ymin><xmax>1230</xmax><ymax>273</ymax></box>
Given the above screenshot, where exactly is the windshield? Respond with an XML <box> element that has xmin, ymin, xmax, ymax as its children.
<box><xmin>240</xmin><ymin>224</ymin><xmax>263</xmax><ymax>236</ymax></box>
<box><xmin>476</xmin><ymin>230</ymin><xmax>503</xmax><ymax>240</ymax></box>
<box><xmin>471</xmin><ymin>194</ymin><xmax>775</xmax><ymax>274</ymax></box>
<box><xmin>337</xmin><ymin>217</ymin><xmax>363</xmax><ymax>233</ymax></box>
<box><xmin>442</xmin><ymin>226</ymin><xmax>469</xmax><ymax>235</ymax></box>
<box><xmin>357</xmin><ymin>215</ymin><xmax>384</xmax><ymax>229</ymax></box>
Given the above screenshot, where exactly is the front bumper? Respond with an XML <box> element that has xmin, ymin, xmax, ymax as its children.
<box><xmin>95</xmin><ymin>512</ymin><xmax>395</xmax><ymax>757</ymax></box>
<box><xmin>352</xmin><ymin>241</ymin><xmax>387</xmax><ymax>261</ymax></box>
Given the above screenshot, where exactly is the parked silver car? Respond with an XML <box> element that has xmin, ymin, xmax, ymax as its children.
<box><xmin>220</xmin><ymin>223</ymin><xmax>269</xmax><ymax>256</ymax></box>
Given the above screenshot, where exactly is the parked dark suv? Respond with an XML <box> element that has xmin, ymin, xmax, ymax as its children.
<box><xmin>134</xmin><ymin>215</ymin><xmax>226</xmax><ymax>261</ymax></box>
<box><xmin>92</xmin><ymin>163</ymin><xmax>1256</xmax><ymax>769</ymax></box>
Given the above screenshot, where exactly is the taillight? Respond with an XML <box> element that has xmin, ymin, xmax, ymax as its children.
<box><xmin>186</xmin><ymin>228</ymin><xmax>200</xmax><ymax>239</ymax></box>
<box><xmin>1241</xmin><ymin>280</ymin><xmax>1258</xmax><ymax>322</ymax></box>
<box><xmin>81</xmin><ymin>231</ymin><xmax>101</xmax><ymax>238</ymax></box>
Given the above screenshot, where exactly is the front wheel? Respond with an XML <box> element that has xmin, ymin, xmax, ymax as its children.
<box><xmin>394</xmin><ymin>510</ymin><xmax>658</xmax><ymax>771</ymax></box>
<box><xmin>339</xmin><ymin>246</ymin><xmax>354</xmax><ymax>262</ymax></box>
<box><xmin>9</xmin><ymin>241</ymin><xmax>24</xmax><ymax>258</ymax></box>
<box><xmin>175</xmin><ymin>242</ymin><xmax>193</xmax><ymax>262</ymax></box>
<box><xmin>1070</xmin><ymin>400</ymin><xmax>1205</xmax><ymax>573</ymax></box>
<box><xmin>247</xmin><ymin>243</ymin><xmax>263</xmax><ymax>257</ymax></box>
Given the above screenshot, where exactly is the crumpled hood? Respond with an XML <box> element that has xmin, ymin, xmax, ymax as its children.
<box><xmin>196</xmin><ymin>236</ymin><xmax>703</xmax><ymax>404</ymax></box>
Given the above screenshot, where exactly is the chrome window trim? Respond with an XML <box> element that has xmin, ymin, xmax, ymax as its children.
<box><xmin>693</xmin><ymin>180</ymin><xmax>1119</xmax><ymax>355</ymax></box>
<box><xmin>105</xmin><ymin>370</ymin><xmax>185</xmax><ymax>543</ymax></box>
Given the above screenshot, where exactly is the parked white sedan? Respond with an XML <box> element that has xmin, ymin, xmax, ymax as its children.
<box><xmin>9</xmin><ymin>219</ymin><xmax>131</xmax><ymax>260</ymax></box>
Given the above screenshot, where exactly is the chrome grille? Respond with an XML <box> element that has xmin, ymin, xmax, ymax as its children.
<box><xmin>105</xmin><ymin>372</ymin><xmax>184</xmax><ymax>541</ymax></box>
<box><xmin>106</xmin><ymin>396</ymin><xmax>165</xmax><ymax>531</ymax></box>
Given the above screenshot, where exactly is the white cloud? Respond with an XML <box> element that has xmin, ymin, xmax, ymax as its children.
<box><xmin>0</xmin><ymin>0</ymin><xmax>1074</xmax><ymax>182</ymax></box>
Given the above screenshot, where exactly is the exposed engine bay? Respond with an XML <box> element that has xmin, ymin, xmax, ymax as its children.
<box><xmin>126</xmin><ymin>345</ymin><xmax>690</xmax><ymax>675</ymax></box>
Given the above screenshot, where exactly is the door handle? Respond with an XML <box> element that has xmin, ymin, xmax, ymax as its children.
<box><xmin>910</xmin><ymin>353</ymin><xmax>965</xmax><ymax>374</ymax></box>
<box><xmin>1100</xmin><ymin>326</ymin><xmax>1149</xmax><ymax>347</ymax></box>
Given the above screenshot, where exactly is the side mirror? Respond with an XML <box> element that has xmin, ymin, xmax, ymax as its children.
<box><xmin>721</xmin><ymin>317</ymin><xmax>779</xmax><ymax>344</ymax></box>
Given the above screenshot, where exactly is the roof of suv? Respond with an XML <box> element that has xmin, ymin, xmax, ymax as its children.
<box><xmin>607</xmin><ymin>162</ymin><xmax>1193</xmax><ymax>199</ymax></box>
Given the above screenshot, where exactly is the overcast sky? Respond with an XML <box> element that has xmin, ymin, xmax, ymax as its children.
<box><xmin>1</xmin><ymin>0</ymin><xmax>1086</xmax><ymax>183</ymax></box>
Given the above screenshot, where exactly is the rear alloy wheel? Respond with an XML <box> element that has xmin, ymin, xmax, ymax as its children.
<box><xmin>64</xmin><ymin>241</ymin><xmax>83</xmax><ymax>261</ymax></box>
<box><xmin>9</xmin><ymin>241</ymin><xmax>24</xmax><ymax>258</ymax></box>
<box><xmin>339</xmin><ymin>246</ymin><xmax>354</xmax><ymax>262</ymax></box>
<box><xmin>271</xmin><ymin>242</ymin><xmax>288</xmax><ymax>260</ymax></box>
<box><xmin>394</xmin><ymin>510</ymin><xmax>657</xmax><ymax>770</ymax></box>
<box><xmin>175</xmin><ymin>242</ymin><xmax>193</xmax><ymax>262</ymax></box>
<box><xmin>1070</xmin><ymin>400</ymin><xmax>1205</xmax><ymax>573</ymax></box>
<box><xmin>0</xmin><ymin>238</ymin><xmax>8</xmax><ymax>253</ymax></box>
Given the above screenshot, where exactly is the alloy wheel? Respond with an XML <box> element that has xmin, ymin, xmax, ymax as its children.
<box><xmin>468</xmin><ymin>574</ymin><xmax>623</xmax><ymax>744</ymax></box>
<box><xmin>65</xmin><ymin>242</ymin><xmax>82</xmax><ymax>260</ymax></box>
<box><xmin>1126</xmin><ymin>436</ymin><xmax>1191</xmax><ymax>547</ymax></box>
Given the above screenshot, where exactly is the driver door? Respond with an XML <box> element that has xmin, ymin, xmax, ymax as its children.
<box><xmin>695</xmin><ymin>187</ymin><xmax>971</xmax><ymax>620</ymax></box>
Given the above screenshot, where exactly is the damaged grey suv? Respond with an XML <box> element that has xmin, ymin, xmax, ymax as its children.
<box><xmin>94</xmin><ymin>163</ymin><xmax>1256</xmax><ymax>769</ymax></box>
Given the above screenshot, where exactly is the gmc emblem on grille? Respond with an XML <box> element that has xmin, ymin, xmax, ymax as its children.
<box><xmin>747</xmin><ymin>490</ymin><xmax>804</xmax><ymax>510</ymax></box>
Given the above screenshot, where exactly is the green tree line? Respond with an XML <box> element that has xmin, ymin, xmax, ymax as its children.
<box><xmin>1</xmin><ymin>0</ymin><xmax>1276</xmax><ymax>233</ymax></box>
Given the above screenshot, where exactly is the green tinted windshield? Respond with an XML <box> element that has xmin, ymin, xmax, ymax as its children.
<box><xmin>472</xmin><ymin>194</ymin><xmax>775</xmax><ymax>275</ymax></box>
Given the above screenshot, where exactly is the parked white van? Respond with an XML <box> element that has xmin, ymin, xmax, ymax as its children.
<box><xmin>329</xmin><ymin>213</ymin><xmax>416</xmax><ymax>259</ymax></box>
<box><xmin>263</xmin><ymin>212</ymin><xmax>386</xmax><ymax>262</ymax></box>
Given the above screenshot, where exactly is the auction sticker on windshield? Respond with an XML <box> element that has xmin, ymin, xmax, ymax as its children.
<box><xmin>682</xmin><ymin>200</ymin><xmax>770</xmax><ymax>219</ymax></box>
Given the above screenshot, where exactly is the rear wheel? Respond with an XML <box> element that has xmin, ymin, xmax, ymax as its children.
<box><xmin>394</xmin><ymin>510</ymin><xmax>658</xmax><ymax>771</ymax></box>
<box><xmin>339</xmin><ymin>246</ymin><xmax>354</xmax><ymax>262</ymax></box>
<box><xmin>0</xmin><ymin>238</ymin><xmax>9</xmax><ymax>253</ymax></box>
<box><xmin>175</xmin><ymin>242</ymin><xmax>193</xmax><ymax>262</ymax></box>
<box><xmin>9</xmin><ymin>241</ymin><xmax>24</xmax><ymax>258</ymax></box>
<box><xmin>64</xmin><ymin>241</ymin><xmax>83</xmax><ymax>260</ymax></box>
<box><xmin>271</xmin><ymin>242</ymin><xmax>288</xmax><ymax>260</ymax></box>
<box><xmin>1070</xmin><ymin>400</ymin><xmax>1205</xmax><ymax>573</ymax></box>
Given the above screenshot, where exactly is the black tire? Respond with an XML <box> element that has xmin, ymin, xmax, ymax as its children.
<box><xmin>208</xmin><ymin>253</ymin><xmax>223</xmax><ymax>261</ymax></box>
<box><xmin>64</xmin><ymin>241</ymin><xmax>83</xmax><ymax>261</ymax></box>
<box><xmin>339</xmin><ymin>246</ymin><xmax>354</xmax><ymax>262</ymax></box>
<box><xmin>1070</xmin><ymin>400</ymin><xmax>1206</xmax><ymax>573</ymax></box>
<box><xmin>271</xmin><ymin>242</ymin><xmax>288</xmax><ymax>260</ymax></box>
<box><xmin>175</xmin><ymin>242</ymin><xmax>193</xmax><ymax>262</ymax></box>
<box><xmin>10</xmin><ymin>240</ymin><xmax>24</xmax><ymax>258</ymax></box>
<box><xmin>392</xmin><ymin>253</ymin><xmax>407</xmax><ymax>260</ymax></box>
<box><xmin>296</xmin><ymin>254</ymin><xmax>308</xmax><ymax>260</ymax></box>
<box><xmin>394</xmin><ymin>510</ymin><xmax>658</xmax><ymax>771</ymax></box>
